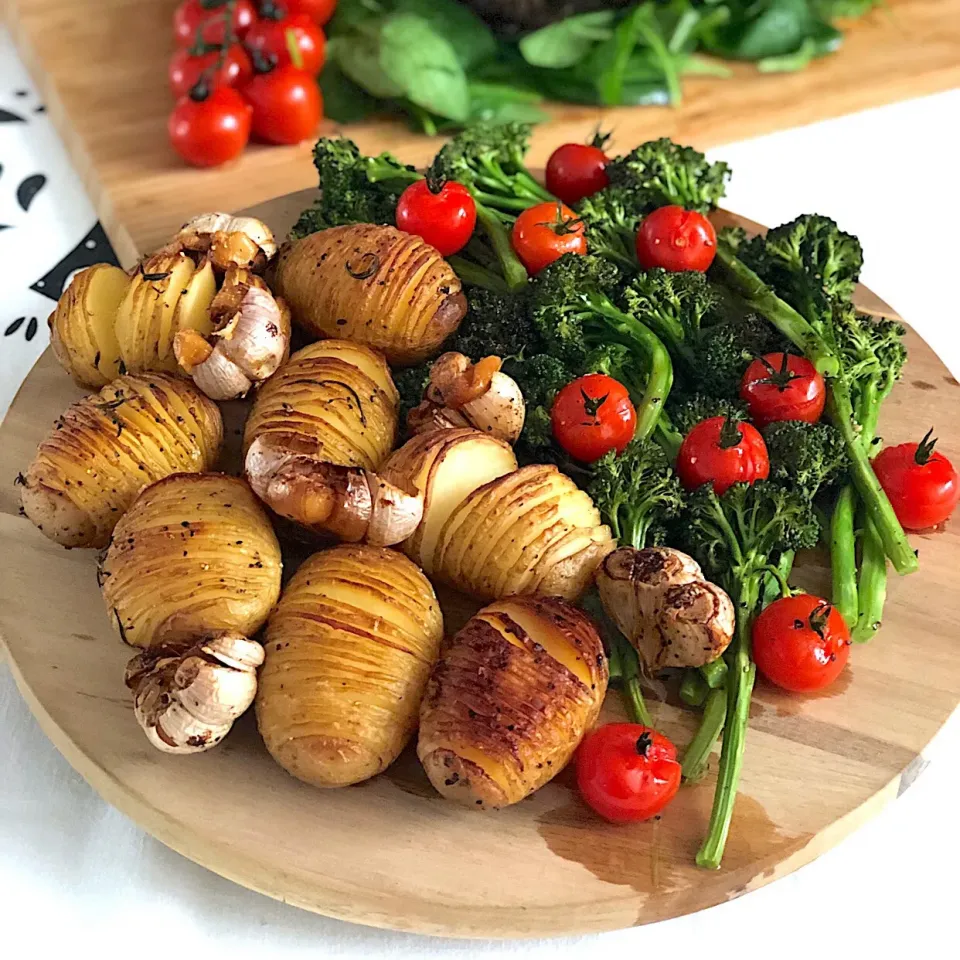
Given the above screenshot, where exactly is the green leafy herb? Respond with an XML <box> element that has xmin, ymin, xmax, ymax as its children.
<box><xmin>518</xmin><ymin>11</ymin><xmax>616</xmax><ymax>69</ymax></box>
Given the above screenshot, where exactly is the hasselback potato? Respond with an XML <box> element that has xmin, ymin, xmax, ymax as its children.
<box><xmin>100</xmin><ymin>473</ymin><xmax>282</xmax><ymax>649</ymax></box>
<box><xmin>418</xmin><ymin>596</ymin><xmax>608</xmax><ymax>808</ymax></box>
<box><xmin>271</xmin><ymin>224</ymin><xmax>467</xmax><ymax>365</ymax></box>
<box><xmin>257</xmin><ymin>544</ymin><xmax>444</xmax><ymax>788</ymax></box>
<box><xmin>20</xmin><ymin>374</ymin><xmax>223</xmax><ymax>548</ymax></box>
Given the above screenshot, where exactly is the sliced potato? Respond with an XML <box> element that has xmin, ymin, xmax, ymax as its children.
<box><xmin>48</xmin><ymin>264</ymin><xmax>128</xmax><ymax>388</ymax></box>
<box><xmin>379</xmin><ymin>428</ymin><xmax>518</xmax><ymax>575</ymax></box>
<box><xmin>101</xmin><ymin>473</ymin><xmax>281</xmax><ymax>649</ymax></box>
<box><xmin>20</xmin><ymin>374</ymin><xmax>223</xmax><ymax>548</ymax></box>
<box><xmin>432</xmin><ymin>464</ymin><xmax>614</xmax><ymax>602</ymax></box>
<box><xmin>257</xmin><ymin>544</ymin><xmax>443</xmax><ymax>788</ymax></box>
<box><xmin>418</xmin><ymin>596</ymin><xmax>608</xmax><ymax>808</ymax></box>
<box><xmin>166</xmin><ymin>257</ymin><xmax>216</xmax><ymax>362</ymax></box>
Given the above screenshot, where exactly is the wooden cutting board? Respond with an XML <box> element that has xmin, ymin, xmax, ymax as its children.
<box><xmin>4</xmin><ymin>0</ymin><xmax>960</xmax><ymax>267</ymax></box>
<box><xmin>1</xmin><ymin>197</ymin><xmax>958</xmax><ymax>938</ymax></box>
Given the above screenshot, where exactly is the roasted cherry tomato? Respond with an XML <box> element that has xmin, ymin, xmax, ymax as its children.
<box><xmin>752</xmin><ymin>594</ymin><xmax>851</xmax><ymax>692</ymax></box>
<box><xmin>242</xmin><ymin>63</ymin><xmax>323</xmax><ymax>145</ymax></box>
<box><xmin>873</xmin><ymin>429</ymin><xmax>959</xmax><ymax>531</ymax></box>
<box><xmin>545</xmin><ymin>133</ymin><xmax>610</xmax><ymax>206</ymax></box>
<box><xmin>168</xmin><ymin>43</ymin><xmax>252</xmax><ymax>99</ymax></box>
<box><xmin>244</xmin><ymin>9</ymin><xmax>326</xmax><ymax>74</ymax></box>
<box><xmin>173</xmin><ymin>0</ymin><xmax>256</xmax><ymax>47</ymax></box>
<box><xmin>282</xmin><ymin>0</ymin><xmax>337</xmax><ymax>25</ymax></box>
<box><xmin>395</xmin><ymin>178</ymin><xmax>477</xmax><ymax>256</ymax></box>
<box><xmin>739</xmin><ymin>352</ymin><xmax>826</xmax><ymax>429</ymax></box>
<box><xmin>577</xmin><ymin>723</ymin><xmax>681</xmax><ymax>823</ymax></box>
<box><xmin>551</xmin><ymin>373</ymin><xmax>636</xmax><ymax>463</ymax></box>
<box><xmin>512</xmin><ymin>201</ymin><xmax>587</xmax><ymax>275</ymax></box>
<box><xmin>677</xmin><ymin>416</ymin><xmax>769</xmax><ymax>495</ymax></box>
<box><xmin>168</xmin><ymin>84</ymin><xmax>251</xmax><ymax>167</ymax></box>
<box><xmin>636</xmin><ymin>205</ymin><xmax>717</xmax><ymax>272</ymax></box>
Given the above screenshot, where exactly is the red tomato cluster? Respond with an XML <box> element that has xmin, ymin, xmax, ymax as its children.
<box><xmin>168</xmin><ymin>0</ymin><xmax>332</xmax><ymax>167</ymax></box>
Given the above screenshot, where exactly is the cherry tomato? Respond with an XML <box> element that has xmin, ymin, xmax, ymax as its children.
<box><xmin>545</xmin><ymin>134</ymin><xmax>610</xmax><ymax>206</ymax></box>
<box><xmin>752</xmin><ymin>594</ymin><xmax>851</xmax><ymax>693</ymax></box>
<box><xmin>636</xmin><ymin>205</ymin><xmax>717</xmax><ymax>272</ymax></box>
<box><xmin>282</xmin><ymin>0</ymin><xmax>337</xmax><ymax>25</ymax></box>
<box><xmin>173</xmin><ymin>0</ymin><xmax>256</xmax><ymax>47</ymax></box>
<box><xmin>739</xmin><ymin>352</ymin><xmax>826</xmax><ymax>429</ymax></box>
<box><xmin>242</xmin><ymin>64</ymin><xmax>323</xmax><ymax>145</ymax></box>
<box><xmin>873</xmin><ymin>429</ymin><xmax>959</xmax><ymax>531</ymax></box>
<box><xmin>512</xmin><ymin>201</ymin><xmax>587</xmax><ymax>275</ymax></box>
<box><xmin>395</xmin><ymin>179</ymin><xmax>477</xmax><ymax>256</ymax></box>
<box><xmin>677</xmin><ymin>416</ymin><xmax>769</xmax><ymax>495</ymax></box>
<box><xmin>168</xmin><ymin>44</ymin><xmax>252</xmax><ymax>99</ymax></box>
<box><xmin>577</xmin><ymin>723</ymin><xmax>681</xmax><ymax>823</ymax></box>
<box><xmin>168</xmin><ymin>84</ymin><xmax>251</xmax><ymax>167</ymax></box>
<box><xmin>244</xmin><ymin>10</ymin><xmax>326</xmax><ymax>75</ymax></box>
<box><xmin>551</xmin><ymin>374</ymin><xmax>636</xmax><ymax>463</ymax></box>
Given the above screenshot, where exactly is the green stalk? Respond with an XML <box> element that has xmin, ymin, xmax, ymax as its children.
<box><xmin>680</xmin><ymin>669</ymin><xmax>709</xmax><ymax>707</ymax></box>
<box><xmin>831</xmin><ymin>485</ymin><xmax>859</xmax><ymax>627</ymax></box>
<box><xmin>682</xmin><ymin>688</ymin><xmax>727</xmax><ymax>781</ymax></box>
<box><xmin>700</xmin><ymin>657</ymin><xmax>728</xmax><ymax>689</ymax></box>
<box><xmin>446</xmin><ymin>257</ymin><xmax>509</xmax><ymax>293</ymax></box>
<box><xmin>697</xmin><ymin>576</ymin><xmax>760</xmax><ymax>869</ymax></box>
<box><xmin>474</xmin><ymin>202</ymin><xmax>528</xmax><ymax>292</ymax></box>
<box><xmin>619</xmin><ymin>637</ymin><xmax>653</xmax><ymax>726</ymax></box>
<box><xmin>853</xmin><ymin>514</ymin><xmax>887</xmax><ymax>642</ymax></box>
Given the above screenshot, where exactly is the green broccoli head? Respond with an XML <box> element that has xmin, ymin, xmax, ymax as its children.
<box><xmin>577</xmin><ymin>184</ymin><xmax>650</xmax><ymax>266</ymax></box>
<box><xmin>763</xmin><ymin>420</ymin><xmax>848</xmax><ymax>500</ymax></box>
<box><xmin>667</xmin><ymin>394</ymin><xmax>748</xmax><ymax>437</ymax></box>
<box><xmin>505</xmin><ymin>353</ymin><xmax>574</xmax><ymax>465</ymax></box>
<box><xmin>605</xmin><ymin>138</ymin><xmax>731</xmax><ymax>213</ymax></box>
<box><xmin>587</xmin><ymin>439</ymin><xmax>685</xmax><ymax>549</ymax></box>
<box><xmin>428</xmin><ymin>122</ymin><xmax>535</xmax><ymax>191</ymax></box>
<box><xmin>291</xmin><ymin>137</ymin><xmax>416</xmax><ymax>237</ymax></box>
<box><xmin>621</xmin><ymin>268</ymin><xmax>720</xmax><ymax>357</ymax></box>
<box><xmin>453</xmin><ymin>288</ymin><xmax>541</xmax><ymax>361</ymax></box>
<box><xmin>392</xmin><ymin>362</ymin><xmax>431</xmax><ymax>426</ymax></box>
<box><xmin>832</xmin><ymin>303</ymin><xmax>907</xmax><ymax>398</ymax></box>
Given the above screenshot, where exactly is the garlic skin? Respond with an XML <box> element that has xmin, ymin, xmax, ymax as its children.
<box><xmin>124</xmin><ymin>632</ymin><xmax>264</xmax><ymax>755</ymax></box>
<box><xmin>408</xmin><ymin>352</ymin><xmax>526</xmax><ymax>444</ymax></box>
<box><xmin>596</xmin><ymin>546</ymin><xmax>735</xmax><ymax>672</ymax></box>
<box><xmin>171</xmin><ymin>213</ymin><xmax>278</xmax><ymax>271</ymax></box>
<box><xmin>245</xmin><ymin>432</ymin><xmax>423</xmax><ymax>545</ymax></box>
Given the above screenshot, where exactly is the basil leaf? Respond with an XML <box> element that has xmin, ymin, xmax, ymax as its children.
<box><xmin>705</xmin><ymin>0</ymin><xmax>816</xmax><ymax>61</ymax></box>
<box><xmin>335</xmin><ymin>32</ymin><xmax>405</xmax><ymax>98</ymax></box>
<box><xmin>379</xmin><ymin>14</ymin><xmax>470</xmax><ymax>122</ymax></box>
<box><xmin>319</xmin><ymin>59</ymin><xmax>383</xmax><ymax>123</ymax></box>
<box><xmin>467</xmin><ymin>82</ymin><xmax>548</xmax><ymax>124</ymax></box>
<box><xmin>395</xmin><ymin>0</ymin><xmax>496</xmax><ymax>68</ymax></box>
<box><xmin>519</xmin><ymin>11</ymin><xmax>616</xmax><ymax>69</ymax></box>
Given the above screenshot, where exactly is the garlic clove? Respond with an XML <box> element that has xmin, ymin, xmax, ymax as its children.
<box><xmin>173</xmin><ymin>213</ymin><xmax>277</xmax><ymax>270</ymax></box>
<box><xmin>459</xmin><ymin>371</ymin><xmax>526</xmax><ymax>444</ymax></box>
<box><xmin>363</xmin><ymin>470</ymin><xmax>424</xmax><ymax>546</ymax></box>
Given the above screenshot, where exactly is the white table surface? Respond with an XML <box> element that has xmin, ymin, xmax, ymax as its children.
<box><xmin>1</xmin><ymin>24</ymin><xmax>957</xmax><ymax>957</ymax></box>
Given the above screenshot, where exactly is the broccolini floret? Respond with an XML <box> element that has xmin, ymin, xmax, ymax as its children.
<box><xmin>763</xmin><ymin>420</ymin><xmax>848</xmax><ymax>501</ymax></box>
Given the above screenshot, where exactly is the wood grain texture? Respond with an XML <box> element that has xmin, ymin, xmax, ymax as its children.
<box><xmin>4</xmin><ymin>0</ymin><xmax>960</xmax><ymax>266</ymax></box>
<box><xmin>1</xmin><ymin>200</ymin><xmax>958</xmax><ymax>938</ymax></box>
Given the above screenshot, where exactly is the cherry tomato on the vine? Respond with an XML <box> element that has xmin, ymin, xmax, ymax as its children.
<box><xmin>551</xmin><ymin>373</ymin><xmax>636</xmax><ymax>463</ymax></box>
<box><xmin>512</xmin><ymin>201</ymin><xmax>587</xmax><ymax>275</ymax></box>
<box><xmin>168</xmin><ymin>43</ymin><xmax>252</xmax><ymax>99</ymax></box>
<box><xmin>173</xmin><ymin>0</ymin><xmax>257</xmax><ymax>47</ymax></box>
<box><xmin>752</xmin><ymin>594</ymin><xmax>851</xmax><ymax>693</ymax></box>
<box><xmin>677</xmin><ymin>416</ymin><xmax>769</xmax><ymax>495</ymax></box>
<box><xmin>244</xmin><ymin>10</ymin><xmax>326</xmax><ymax>75</ymax></box>
<box><xmin>577</xmin><ymin>723</ymin><xmax>681</xmax><ymax>823</ymax></box>
<box><xmin>545</xmin><ymin>133</ymin><xmax>610</xmax><ymax>206</ymax></box>
<box><xmin>282</xmin><ymin>0</ymin><xmax>338</xmax><ymax>26</ymax></box>
<box><xmin>168</xmin><ymin>84</ymin><xmax>251</xmax><ymax>167</ymax></box>
<box><xmin>242</xmin><ymin>63</ymin><xmax>323</xmax><ymax>145</ymax></box>
<box><xmin>873</xmin><ymin>429</ymin><xmax>960</xmax><ymax>531</ymax></box>
<box><xmin>636</xmin><ymin>205</ymin><xmax>717</xmax><ymax>272</ymax></box>
<box><xmin>739</xmin><ymin>352</ymin><xmax>826</xmax><ymax>429</ymax></box>
<box><xmin>395</xmin><ymin>179</ymin><xmax>477</xmax><ymax>256</ymax></box>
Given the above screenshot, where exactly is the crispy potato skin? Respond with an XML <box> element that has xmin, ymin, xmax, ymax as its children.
<box><xmin>244</xmin><ymin>340</ymin><xmax>399</xmax><ymax>470</ymax></box>
<box><xmin>100</xmin><ymin>473</ymin><xmax>281</xmax><ymax>649</ymax></box>
<box><xmin>418</xmin><ymin>596</ymin><xmax>608</xmax><ymax>808</ymax></box>
<box><xmin>433</xmin><ymin>464</ymin><xmax>615</xmax><ymax>602</ymax></box>
<box><xmin>271</xmin><ymin>225</ymin><xmax>466</xmax><ymax>366</ymax></box>
<box><xmin>20</xmin><ymin>374</ymin><xmax>223</xmax><ymax>548</ymax></box>
<box><xmin>256</xmin><ymin>544</ymin><xmax>444</xmax><ymax>788</ymax></box>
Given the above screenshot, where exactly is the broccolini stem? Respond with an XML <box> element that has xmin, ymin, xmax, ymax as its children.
<box><xmin>446</xmin><ymin>257</ymin><xmax>509</xmax><ymax>293</ymax></box>
<box><xmin>827</xmin><ymin>384</ymin><xmax>918</xmax><ymax>576</ymax></box>
<box><xmin>475</xmin><ymin>202</ymin><xmax>528</xmax><ymax>292</ymax></box>
<box><xmin>853</xmin><ymin>514</ymin><xmax>887</xmax><ymax>642</ymax></box>
<box><xmin>831</xmin><ymin>485</ymin><xmax>859</xmax><ymax>628</ymax></box>
<box><xmin>682</xmin><ymin>688</ymin><xmax>727</xmax><ymax>781</ymax></box>
<box><xmin>714</xmin><ymin>246</ymin><xmax>839</xmax><ymax>377</ymax></box>
<box><xmin>619</xmin><ymin>636</ymin><xmax>654</xmax><ymax>727</ymax></box>
<box><xmin>700</xmin><ymin>657</ymin><xmax>728</xmax><ymax>689</ymax></box>
<box><xmin>365</xmin><ymin>164</ymin><xmax>421</xmax><ymax>188</ymax></box>
<box><xmin>696</xmin><ymin>575</ymin><xmax>760</xmax><ymax>869</ymax></box>
<box><xmin>655</xmin><ymin>414</ymin><xmax>684</xmax><ymax>462</ymax></box>
<box><xmin>471</xmin><ymin>190</ymin><xmax>535</xmax><ymax>212</ymax></box>
<box><xmin>680</xmin><ymin>669</ymin><xmax>709</xmax><ymax>707</ymax></box>
<box><xmin>761</xmin><ymin>550</ymin><xmax>795</xmax><ymax>607</ymax></box>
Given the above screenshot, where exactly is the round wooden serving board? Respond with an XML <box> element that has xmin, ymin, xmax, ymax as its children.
<box><xmin>1</xmin><ymin>195</ymin><xmax>959</xmax><ymax>939</ymax></box>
